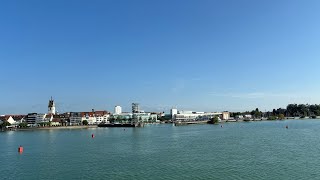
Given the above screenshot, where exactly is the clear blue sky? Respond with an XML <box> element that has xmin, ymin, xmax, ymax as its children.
<box><xmin>1</xmin><ymin>0</ymin><xmax>320</xmax><ymax>114</ymax></box>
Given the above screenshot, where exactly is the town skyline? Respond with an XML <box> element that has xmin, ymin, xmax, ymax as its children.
<box><xmin>1</xmin><ymin>96</ymin><xmax>320</xmax><ymax>115</ymax></box>
<box><xmin>1</xmin><ymin>0</ymin><xmax>320</xmax><ymax>114</ymax></box>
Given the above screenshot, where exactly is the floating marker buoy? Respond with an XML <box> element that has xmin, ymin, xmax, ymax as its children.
<box><xmin>18</xmin><ymin>145</ymin><xmax>23</xmax><ymax>153</ymax></box>
<box><xmin>92</xmin><ymin>134</ymin><xmax>95</xmax><ymax>138</ymax></box>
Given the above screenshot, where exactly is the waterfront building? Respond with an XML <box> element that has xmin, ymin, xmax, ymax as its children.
<box><xmin>12</xmin><ymin>115</ymin><xmax>26</xmax><ymax>123</ymax></box>
<box><xmin>70</xmin><ymin>112</ymin><xmax>82</xmax><ymax>125</ymax></box>
<box><xmin>51</xmin><ymin>118</ymin><xmax>61</xmax><ymax>126</ymax></box>
<box><xmin>244</xmin><ymin>115</ymin><xmax>252</xmax><ymax>119</ymax></box>
<box><xmin>0</xmin><ymin>115</ymin><xmax>16</xmax><ymax>125</ymax></box>
<box><xmin>70</xmin><ymin>110</ymin><xmax>109</xmax><ymax>125</ymax></box>
<box><xmin>53</xmin><ymin>114</ymin><xmax>69</xmax><ymax>126</ymax></box>
<box><xmin>81</xmin><ymin>112</ymin><xmax>96</xmax><ymax>125</ymax></box>
<box><xmin>112</xmin><ymin>113</ymin><xmax>133</xmax><ymax>123</ymax></box>
<box><xmin>222</xmin><ymin>112</ymin><xmax>230</xmax><ymax>120</ymax></box>
<box><xmin>35</xmin><ymin>113</ymin><xmax>46</xmax><ymax>124</ymax></box>
<box><xmin>114</xmin><ymin>106</ymin><xmax>122</xmax><ymax>115</ymax></box>
<box><xmin>133</xmin><ymin>112</ymin><xmax>158</xmax><ymax>123</ymax></box>
<box><xmin>170</xmin><ymin>108</ymin><xmax>178</xmax><ymax>119</ymax></box>
<box><xmin>132</xmin><ymin>103</ymin><xmax>140</xmax><ymax>113</ymax></box>
<box><xmin>44</xmin><ymin>114</ymin><xmax>53</xmax><ymax>122</ymax></box>
<box><xmin>174</xmin><ymin>113</ymin><xmax>199</xmax><ymax>121</ymax></box>
<box><xmin>111</xmin><ymin>112</ymin><xmax>158</xmax><ymax>123</ymax></box>
<box><xmin>95</xmin><ymin>111</ymin><xmax>109</xmax><ymax>124</ymax></box>
<box><xmin>236</xmin><ymin>115</ymin><xmax>244</xmax><ymax>119</ymax></box>
<box><xmin>173</xmin><ymin>110</ymin><xmax>222</xmax><ymax>122</ymax></box>
<box><xmin>27</xmin><ymin>113</ymin><xmax>37</xmax><ymax>125</ymax></box>
<box><xmin>48</xmin><ymin>97</ymin><xmax>56</xmax><ymax>115</ymax></box>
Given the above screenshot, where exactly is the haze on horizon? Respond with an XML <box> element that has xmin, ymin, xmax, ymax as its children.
<box><xmin>1</xmin><ymin>0</ymin><xmax>320</xmax><ymax>114</ymax></box>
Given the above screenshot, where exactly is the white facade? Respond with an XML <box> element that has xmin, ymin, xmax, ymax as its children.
<box><xmin>244</xmin><ymin>115</ymin><xmax>252</xmax><ymax>119</ymax></box>
<box><xmin>70</xmin><ymin>112</ymin><xmax>82</xmax><ymax>125</ymax></box>
<box><xmin>81</xmin><ymin>116</ymin><xmax>96</xmax><ymax>125</ymax></box>
<box><xmin>48</xmin><ymin>97</ymin><xmax>56</xmax><ymax>115</ymax></box>
<box><xmin>173</xmin><ymin>111</ymin><xmax>223</xmax><ymax>122</ymax></box>
<box><xmin>36</xmin><ymin>113</ymin><xmax>46</xmax><ymax>124</ymax></box>
<box><xmin>49</xmin><ymin>106</ymin><xmax>56</xmax><ymax>115</ymax></box>
<box><xmin>7</xmin><ymin>116</ymin><xmax>16</xmax><ymax>124</ymax></box>
<box><xmin>96</xmin><ymin>114</ymin><xmax>109</xmax><ymax>124</ymax></box>
<box><xmin>114</xmin><ymin>106</ymin><xmax>122</xmax><ymax>115</ymax></box>
<box><xmin>171</xmin><ymin>108</ymin><xmax>178</xmax><ymax>119</ymax></box>
<box><xmin>0</xmin><ymin>116</ymin><xmax>17</xmax><ymax>125</ymax></box>
<box><xmin>222</xmin><ymin>112</ymin><xmax>230</xmax><ymax>120</ymax></box>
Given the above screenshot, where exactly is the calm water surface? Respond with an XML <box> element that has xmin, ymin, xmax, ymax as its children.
<box><xmin>1</xmin><ymin>120</ymin><xmax>320</xmax><ymax>180</ymax></box>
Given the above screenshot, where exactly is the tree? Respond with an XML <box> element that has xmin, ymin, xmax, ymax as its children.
<box><xmin>109</xmin><ymin>117</ymin><xmax>115</xmax><ymax>123</ymax></box>
<box><xmin>298</xmin><ymin>104</ymin><xmax>308</xmax><ymax>116</ymax></box>
<box><xmin>19</xmin><ymin>122</ymin><xmax>28</xmax><ymax>128</ymax></box>
<box><xmin>209</xmin><ymin>116</ymin><xmax>219</xmax><ymax>124</ymax></box>
<box><xmin>278</xmin><ymin>114</ymin><xmax>285</xmax><ymax>120</ymax></box>
<box><xmin>272</xmin><ymin>109</ymin><xmax>277</xmax><ymax>116</ymax></box>
<box><xmin>117</xmin><ymin>116</ymin><xmax>122</xmax><ymax>123</ymax></box>
<box><xmin>1</xmin><ymin>121</ymin><xmax>11</xmax><ymax>128</ymax></box>
<box><xmin>82</xmin><ymin>120</ymin><xmax>88</xmax><ymax>125</ymax></box>
<box><xmin>268</xmin><ymin>116</ymin><xmax>277</xmax><ymax>120</ymax></box>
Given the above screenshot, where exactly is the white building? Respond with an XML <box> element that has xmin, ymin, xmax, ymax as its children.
<box><xmin>36</xmin><ymin>113</ymin><xmax>46</xmax><ymax>124</ymax></box>
<box><xmin>94</xmin><ymin>111</ymin><xmax>109</xmax><ymax>124</ymax></box>
<box><xmin>173</xmin><ymin>110</ymin><xmax>223</xmax><ymax>122</ymax></box>
<box><xmin>170</xmin><ymin>108</ymin><xmax>178</xmax><ymax>119</ymax></box>
<box><xmin>114</xmin><ymin>106</ymin><xmax>122</xmax><ymax>115</ymax></box>
<box><xmin>222</xmin><ymin>112</ymin><xmax>230</xmax><ymax>120</ymax></box>
<box><xmin>244</xmin><ymin>115</ymin><xmax>252</xmax><ymax>119</ymax></box>
<box><xmin>0</xmin><ymin>116</ymin><xmax>17</xmax><ymax>125</ymax></box>
<box><xmin>44</xmin><ymin>114</ymin><xmax>53</xmax><ymax>122</ymax></box>
<box><xmin>70</xmin><ymin>112</ymin><xmax>82</xmax><ymax>125</ymax></box>
<box><xmin>48</xmin><ymin>97</ymin><xmax>56</xmax><ymax>115</ymax></box>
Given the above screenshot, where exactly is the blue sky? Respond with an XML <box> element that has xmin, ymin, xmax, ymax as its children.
<box><xmin>1</xmin><ymin>0</ymin><xmax>320</xmax><ymax>114</ymax></box>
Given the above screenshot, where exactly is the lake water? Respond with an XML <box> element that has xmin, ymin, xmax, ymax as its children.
<box><xmin>1</xmin><ymin>120</ymin><xmax>320</xmax><ymax>180</ymax></box>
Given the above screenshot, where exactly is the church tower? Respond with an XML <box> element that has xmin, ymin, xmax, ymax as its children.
<box><xmin>48</xmin><ymin>96</ymin><xmax>56</xmax><ymax>115</ymax></box>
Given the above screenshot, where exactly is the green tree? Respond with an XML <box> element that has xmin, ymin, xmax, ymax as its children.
<box><xmin>82</xmin><ymin>120</ymin><xmax>88</xmax><ymax>125</ymax></box>
<box><xmin>278</xmin><ymin>114</ymin><xmax>285</xmax><ymax>120</ymax></box>
<box><xmin>109</xmin><ymin>117</ymin><xmax>115</xmax><ymax>123</ymax></box>
<box><xmin>268</xmin><ymin>116</ymin><xmax>277</xmax><ymax>120</ymax></box>
<box><xmin>116</xmin><ymin>116</ymin><xmax>122</xmax><ymax>123</ymax></box>
<box><xmin>209</xmin><ymin>116</ymin><xmax>219</xmax><ymax>124</ymax></box>
<box><xmin>1</xmin><ymin>121</ymin><xmax>11</xmax><ymax>128</ymax></box>
<box><xmin>19</xmin><ymin>122</ymin><xmax>28</xmax><ymax>128</ymax></box>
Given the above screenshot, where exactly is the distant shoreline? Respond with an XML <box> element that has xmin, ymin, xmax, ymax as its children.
<box><xmin>2</xmin><ymin>118</ymin><xmax>320</xmax><ymax>132</ymax></box>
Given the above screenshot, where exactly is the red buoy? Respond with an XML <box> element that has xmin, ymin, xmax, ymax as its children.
<box><xmin>18</xmin><ymin>146</ymin><xmax>23</xmax><ymax>153</ymax></box>
<box><xmin>92</xmin><ymin>134</ymin><xmax>95</xmax><ymax>138</ymax></box>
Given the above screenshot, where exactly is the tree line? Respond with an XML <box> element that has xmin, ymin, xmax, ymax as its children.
<box><xmin>230</xmin><ymin>104</ymin><xmax>320</xmax><ymax>118</ymax></box>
